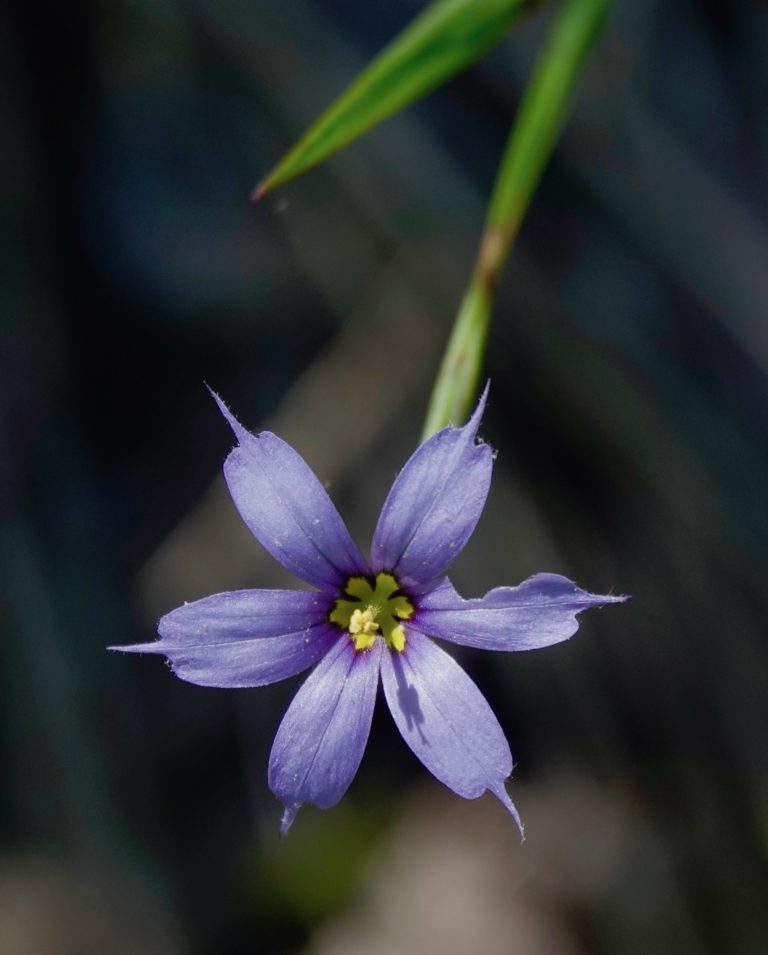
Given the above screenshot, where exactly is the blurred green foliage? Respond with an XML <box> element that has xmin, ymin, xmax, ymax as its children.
<box><xmin>250</xmin><ymin>799</ymin><xmax>391</xmax><ymax>925</ymax></box>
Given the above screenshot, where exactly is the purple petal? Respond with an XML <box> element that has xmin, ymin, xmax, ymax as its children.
<box><xmin>157</xmin><ymin>589</ymin><xmax>330</xmax><ymax>642</ymax></box>
<box><xmin>269</xmin><ymin>637</ymin><xmax>382</xmax><ymax>833</ymax></box>
<box><xmin>416</xmin><ymin>574</ymin><xmax>627</xmax><ymax>651</ymax></box>
<box><xmin>381</xmin><ymin>630</ymin><xmax>523</xmax><ymax>834</ymax></box>
<box><xmin>110</xmin><ymin>589</ymin><xmax>338</xmax><ymax>688</ymax></box>
<box><xmin>371</xmin><ymin>386</ymin><xmax>492</xmax><ymax>586</ymax></box>
<box><xmin>212</xmin><ymin>391</ymin><xmax>368</xmax><ymax>589</ymax></box>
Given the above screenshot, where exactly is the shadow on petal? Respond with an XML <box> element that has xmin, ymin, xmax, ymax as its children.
<box><xmin>390</xmin><ymin>650</ymin><xmax>427</xmax><ymax>743</ymax></box>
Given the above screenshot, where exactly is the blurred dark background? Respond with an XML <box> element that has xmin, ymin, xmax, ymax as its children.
<box><xmin>3</xmin><ymin>1</ymin><xmax>768</xmax><ymax>953</ymax></box>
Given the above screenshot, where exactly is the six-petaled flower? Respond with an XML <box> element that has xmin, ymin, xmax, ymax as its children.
<box><xmin>112</xmin><ymin>388</ymin><xmax>625</xmax><ymax>834</ymax></box>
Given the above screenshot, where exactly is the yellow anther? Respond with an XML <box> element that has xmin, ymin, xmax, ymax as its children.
<box><xmin>349</xmin><ymin>608</ymin><xmax>380</xmax><ymax>636</ymax></box>
<box><xmin>329</xmin><ymin>573</ymin><xmax>414</xmax><ymax>653</ymax></box>
<box><xmin>348</xmin><ymin>607</ymin><xmax>380</xmax><ymax>651</ymax></box>
<box><xmin>388</xmin><ymin>623</ymin><xmax>406</xmax><ymax>652</ymax></box>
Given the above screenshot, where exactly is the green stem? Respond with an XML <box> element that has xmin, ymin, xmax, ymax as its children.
<box><xmin>422</xmin><ymin>0</ymin><xmax>611</xmax><ymax>439</ymax></box>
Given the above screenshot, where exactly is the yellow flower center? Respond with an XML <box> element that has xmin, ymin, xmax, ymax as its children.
<box><xmin>329</xmin><ymin>573</ymin><xmax>413</xmax><ymax>652</ymax></box>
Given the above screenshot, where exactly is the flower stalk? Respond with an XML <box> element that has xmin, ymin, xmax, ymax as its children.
<box><xmin>422</xmin><ymin>0</ymin><xmax>612</xmax><ymax>439</ymax></box>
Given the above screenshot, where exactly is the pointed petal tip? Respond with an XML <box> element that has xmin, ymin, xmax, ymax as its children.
<box><xmin>106</xmin><ymin>642</ymin><xmax>161</xmax><ymax>654</ymax></box>
<box><xmin>279</xmin><ymin>803</ymin><xmax>300</xmax><ymax>836</ymax></box>
<box><xmin>494</xmin><ymin>784</ymin><xmax>525</xmax><ymax>841</ymax></box>
<box><xmin>461</xmin><ymin>380</ymin><xmax>490</xmax><ymax>438</ymax></box>
<box><xmin>205</xmin><ymin>385</ymin><xmax>251</xmax><ymax>444</ymax></box>
<box><xmin>437</xmin><ymin>382</ymin><xmax>490</xmax><ymax>437</ymax></box>
<box><xmin>251</xmin><ymin>181</ymin><xmax>267</xmax><ymax>202</ymax></box>
<box><xmin>601</xmin><ymin>591</ymin><xmax>630</xmax><ymax>605</ymax></box>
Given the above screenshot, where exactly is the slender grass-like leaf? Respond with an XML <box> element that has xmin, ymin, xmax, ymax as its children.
<box><xmin>422</xmin><ymin>0</ymin><xmax>611</xmax><ymax>438</ymax></box>
<box><xmin>255</xmin><ymin>0</ymin><xmax>534</xmax><ymax>198</ymax></box>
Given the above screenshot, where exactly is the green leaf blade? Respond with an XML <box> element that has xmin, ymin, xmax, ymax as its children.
<box><xmin>256</xmin><ymin>0</ymin><xmax>531</xmax><ymax>197</ymax></box>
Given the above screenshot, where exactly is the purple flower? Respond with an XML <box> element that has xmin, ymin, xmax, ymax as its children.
<box><xmin>113</xmin><ymin>388</ymin><xmax>625</xmax><ymax>834</ymax></box>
